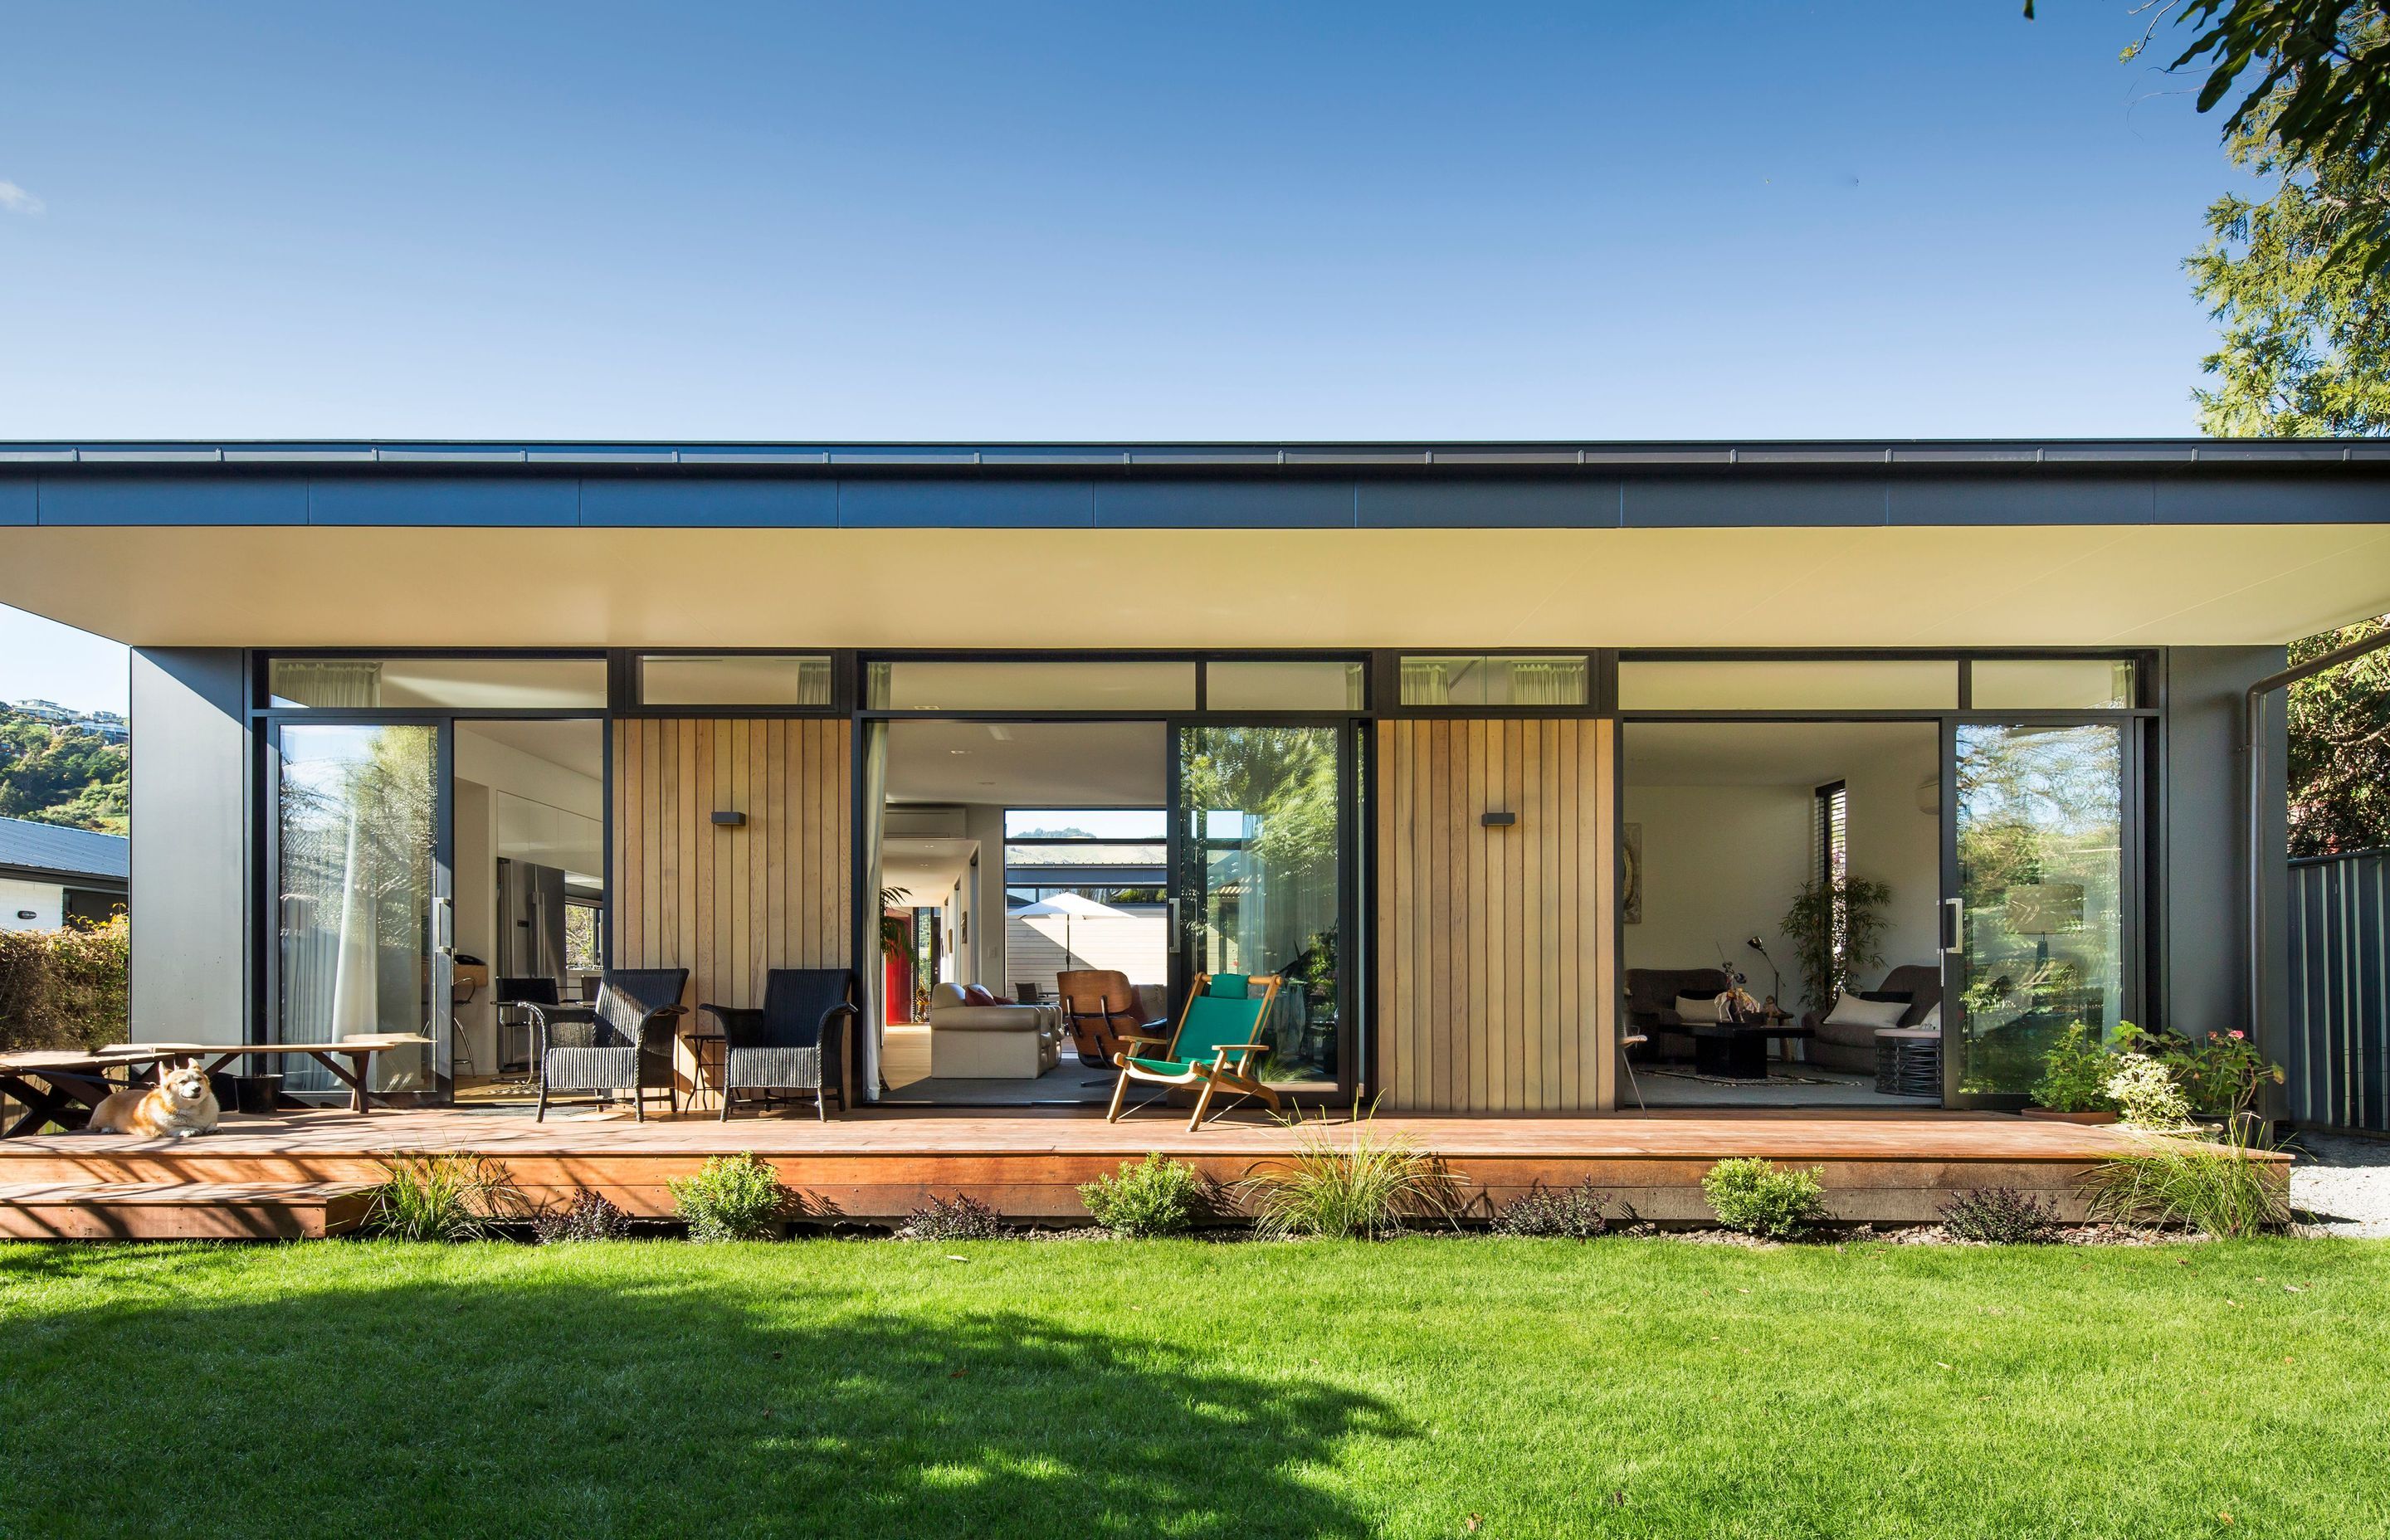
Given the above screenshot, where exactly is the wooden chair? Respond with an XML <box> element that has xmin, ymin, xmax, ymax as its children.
<box><xmin>1105</xmin><ymin>972</ymin><xmax>1284</xmax><ymax>1131</ymax></box>
<box><xmin>1056</xmin><ymin>968</ymin><xmax>1162</xmax><ymax>1068</ymax></box>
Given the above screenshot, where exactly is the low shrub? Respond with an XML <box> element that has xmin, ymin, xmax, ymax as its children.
<box><xmin>1237</xmin><ymin>1107</ymin><xmax>1460</xmax><ymax>1240</ymax></box>
<box><xmin>1078</xmin><ymin>1153</ymin><xmax>1210</xmax><ymax>1236</ymax></box>
<box><xmin>533</xmin><ymin>1188</ymin><xmax>635</xmax><ymax>1244</ymax></box>
<box><xmin>897</xmin><ymin>1193</ymin><xmax>1007</xmax><ymax>1240</ymax></box>
<box><xmin>2081</xmin><ymin>1119</ymin><xmax>2292</xmax><ymax>1239</ymax></box>
<box><xmin>1938</xmin><ymin>1186</ymin><xmax>2061</xmax><ymax>1244</ymax></box>
<box><xmin>1700</xmin><ymin>1157</ymin><xmax>1827</xmax><ymax>1240</ymax></box>
<box><xmin>2031</xmin><ymin>1020</ymin><xmax>2119</xmax><ymax>1114</ymax></box>
<box><xmin>1490</xmin><ymin>1179</ymin><xmax>1613</xmax><ymax>1238</ymax></box>
<box><xmin>668</xmin><ymin>1153</ymin><xmax>792</xmax><ymax>1241</ymax></box>
<box><xmin>2105</xmin><ymin>1054</ymin><xmax>2192</xmax><ymax>1130</ymax></box>
<box><xmin>367</xmin><ymin>1153</ymin><xmax>524</xmax><ymax>1241</ymax></box>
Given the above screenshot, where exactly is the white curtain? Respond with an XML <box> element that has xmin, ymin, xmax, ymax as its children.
<box><xmin>860</xmin><ymin>721</ymin><xmax>889</xmax><ymax>1098</ymax></box>
<box><xmin>276</xmin><ymin>660</ymin><xmax>383</xmax><ymax>708</ymax></box>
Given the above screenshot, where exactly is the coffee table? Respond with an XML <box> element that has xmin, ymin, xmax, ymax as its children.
<box><xmin>1688</xmin><ymin>1023</ymin><xmax>1816</xmax><ymax>1080</ymax></box>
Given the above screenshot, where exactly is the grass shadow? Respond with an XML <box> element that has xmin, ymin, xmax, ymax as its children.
<box><xmin>0</xmin><ymin>1241</ymin><xmax>1400</xmax><ymax>1538</ymax></box>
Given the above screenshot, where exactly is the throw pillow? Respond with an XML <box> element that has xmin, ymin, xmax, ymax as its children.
<box><xmin>1672</xmin><ymin>993</ymin><xmax>1723</xmax><ymax>1025</ymax></box>
<box><xmin>1822</xmin><ymin>993</ymin><xmax>1908</xmax><ymax>1030</ymax></box>
<box><xmin>961</xmin><ymin>984</ymin><xmax>997</xmax><ymax>1007</ymax></box>
<box><xmin>1915</xmin><ymin>1002</ymin><xmax>1942</xmax><ymax>1030</ymax></box>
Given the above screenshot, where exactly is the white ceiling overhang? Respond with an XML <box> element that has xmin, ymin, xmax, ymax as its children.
<box><xmin>0</xmin><ymin>522</ymin><xmax>2383</xmax><ymax>649</ymax></box>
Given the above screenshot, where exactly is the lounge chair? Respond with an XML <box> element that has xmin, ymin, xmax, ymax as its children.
<box><xmin>701</xmin><ymin>968</ymin><xmax>858</xmax><ymax>1121</ymax></box>
<box><xmin>1105</xmin><ymin>972</ymin><xmax>1284</xmax><ymax>1131</ymax></box>
<box><xmin>1056</xmin><ymin>968</ymin><xmax>1158</xmax><ymax>1069</ymax></box>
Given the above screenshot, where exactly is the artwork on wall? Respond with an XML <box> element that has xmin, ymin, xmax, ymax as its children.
<box><xmin>1622</xmin><ymin>822</ymin><xmax>1642</xmax><ymax>924</ymax></box>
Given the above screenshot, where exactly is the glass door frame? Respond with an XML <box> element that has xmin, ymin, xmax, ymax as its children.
<box><xmin>261</xmin><ymin>714</ymin><xmax>456</xmax><ymax>1103</ymax></box>
<box><xmin>1938</xmin><ymin>712</ymin><xmax>2148</xmax><ymax>1110</ymax></box>
<box><xmin>1164</xmin><ymin>714</ymin><xmax>1364</xmax><ymax>1107</ymax></box>
<box><xmin>257</xmin><ymin>704</ymin><xmax>618</xmax><ymax>1102</ymax></box>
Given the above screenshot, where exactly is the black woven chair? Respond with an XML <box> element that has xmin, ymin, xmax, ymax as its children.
<box><xmin>530</xmin><ymin>967</ymin><xmax>689</xmax><ymax>1123</ymax></box>
<box><xmin>700</xmin><ymin>968</ymin><xmax>858</xmax><ymax>1121</ymax></box>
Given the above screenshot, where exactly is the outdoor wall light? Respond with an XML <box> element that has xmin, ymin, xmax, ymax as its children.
<box><xmin>1481</xmin><ymin>811</ymin><xmax>1517</xmax><ymax>827</ymax></box>
<box><xmin>711</xmin><ymin>811</ymin><xmax>747</xmax><ymax>827</ymax></box>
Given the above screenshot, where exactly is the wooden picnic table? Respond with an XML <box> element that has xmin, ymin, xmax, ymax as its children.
<box><xmin>0</xmin><ymin>1035</ymin><xmax>432</xmax><ymax>1137</ymax></box>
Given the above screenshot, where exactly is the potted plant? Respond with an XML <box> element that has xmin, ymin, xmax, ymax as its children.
<box><xmin>2022</xmin><ymin>1019</ymin><xmax>2121</xmax><ymax>1124</ymax></box>
<box><xmin>1780</xmin><ymin>876</ymin><xmax>1890</xmax><ymax>1012</ymax></box>
<box><xmin>2170</xmin><ymin>1029</ymin><xmax>2285</xmax><ymax>1124</ymax></box>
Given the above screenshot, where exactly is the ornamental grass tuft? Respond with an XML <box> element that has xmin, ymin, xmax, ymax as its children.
<box><xmin>1236</xmin><ymin>1106</ymin><xmax>1460</xmax><ymax>1240</ymax></box>
<box><xmin>366</xmin><ymin>1153</ymin><xmax>525</xmax><ymax>1242</ymax></box>
<box><xmin>2080</xmin><ymin>1117</ymin><xmax>2292</xmax><ymax>1239</ymax></box>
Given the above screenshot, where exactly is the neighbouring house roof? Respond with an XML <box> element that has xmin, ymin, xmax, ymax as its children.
<box><xmin>0</xmin><ymin>816</ymin><xmax>129</xmax><ymax>887</ymax></box>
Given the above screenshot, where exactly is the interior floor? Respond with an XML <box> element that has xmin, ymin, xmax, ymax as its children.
<box><xmin>1626</xmin><ymin>1060</ymin><xmax>1929</xmax><ymax>1109</ymax></box>
<box><xmin>879</xmin><ymin>1021</ymin><xmax>1121</xmax><ymax>1107</ymax></box>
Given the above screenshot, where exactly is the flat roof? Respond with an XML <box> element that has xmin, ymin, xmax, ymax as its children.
<box><xmin>5</xmin><ymin>436</ymin><xmax>2390</xmax><ymax>471</ymax></box>
<box><xmin>3</xmin><ymin>437</ymin><xmax>2386</xmax><ymax>533</ymax></box>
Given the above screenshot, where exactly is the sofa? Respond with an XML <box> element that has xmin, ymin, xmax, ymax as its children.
<box><xmin>1803</xmin><ymin>963</ymin><xmax>1944</xmax><ymax>1074</ymax></box>
<box><xmin>1622</xmin><ymin>967</ymin><xmax>1731</xmax><ymax>1061</ymax></box>
<box><xmin>926</xmin><ymin>982</ymin><xmax>1061</xmax><ymax>1079</ymax></box>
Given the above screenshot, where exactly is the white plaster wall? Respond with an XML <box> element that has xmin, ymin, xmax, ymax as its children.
<box><xmin>0</xmin><ymin>876</ymin><xmax>64</xmax><ymax>932</ymax></box>
<box><xmin>1622</xmin><ymin>784</ymin><xmax>1812</xmax><ymax>1001</ymax></box>
<box><xmin>1840</xmin><ymin>729</ymin><xmax>1944</xmax><ymax>980</ymax></box>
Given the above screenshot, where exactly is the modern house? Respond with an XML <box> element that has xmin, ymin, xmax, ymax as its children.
<box><xmin>0</xmin><ymin>815</ymin><xmax>128</xmax><ymax>933</ymax></box>
<box><xmin>0</xmin><ymin>437</ymin><xmax>2381</xmax><ymax>1130</ymax></box>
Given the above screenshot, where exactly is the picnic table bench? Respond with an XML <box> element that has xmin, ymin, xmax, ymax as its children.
<box><xmin>0</xmin><ymin>1035</ymin><xmax>432</xmax><ymax>1138</ymax></box>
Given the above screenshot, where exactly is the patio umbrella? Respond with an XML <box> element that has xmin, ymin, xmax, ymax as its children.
<box><xmin>1012</xmin><ymin>892</ymin><xmax>1134</xmax><ymax>970</ymax></box>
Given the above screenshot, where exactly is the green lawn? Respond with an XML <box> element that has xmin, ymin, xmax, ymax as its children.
<box><xmin>2</xmin><ymin>1236</ymin><xmax>2383</xmax><ymax>1539</ymax></box>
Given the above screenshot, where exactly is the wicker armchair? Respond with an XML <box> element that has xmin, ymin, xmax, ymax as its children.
<box><xmin>531</xmin><ymin>967</ymin><xmax>689</xmax><ymax>1122</ymax></box>
<box><xmin>700</xmin><ymin>968</ymin><xmax>858</xmax><ymax>1121</ymax></box>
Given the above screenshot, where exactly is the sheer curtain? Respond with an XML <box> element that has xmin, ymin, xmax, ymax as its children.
<box><xmin>273</xmin><ymin>660</ymin><xmax>383</xmax><ymax>708</ymax></box>
<box><xmin>859</xmin><ymin>721</ymin><xmax>890</xmax><ymax>1099</ymax></box>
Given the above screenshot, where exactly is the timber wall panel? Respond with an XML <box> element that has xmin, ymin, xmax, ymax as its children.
<box><xmin>612</xmin><ymin>719</ymin><xmax>854</xmax><ymax>1023</ymax></box>
<box><xmin>1376</xmin><ymin>718</ymin><xmax>1615</xmax><ymax>1112</ymax></box>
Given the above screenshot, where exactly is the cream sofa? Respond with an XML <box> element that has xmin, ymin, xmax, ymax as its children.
<box><xmin>926</xmin><ymin>982</ymin><xmax>1061</xmax><ymax>1079</ymax></box>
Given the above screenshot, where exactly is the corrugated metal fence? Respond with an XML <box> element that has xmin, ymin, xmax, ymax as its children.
<box><xmin>2289</xmin><ymin>849</ymin><xmax>2390</xmax><ymax>1133</ymax></box>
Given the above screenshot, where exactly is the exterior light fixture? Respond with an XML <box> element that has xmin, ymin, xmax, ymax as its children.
<box><xmin>711</xmin><ymin>811</ymin><xmax>747</xmax><ymax>827</ymax></box>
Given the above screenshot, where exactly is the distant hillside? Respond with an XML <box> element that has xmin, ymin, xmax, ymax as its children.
<box><xmin>0</xmin><ymin>709</ymin><xmax>128</xmax><ymax>834</ymax></box>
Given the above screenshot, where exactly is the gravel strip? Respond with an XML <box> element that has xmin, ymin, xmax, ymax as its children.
<box><xmin>2290</xmin><ymin>1131</ymin><xmax>2390</xmax><ymax>1238</ymax></box>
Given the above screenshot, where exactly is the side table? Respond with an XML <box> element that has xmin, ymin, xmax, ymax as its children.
<box><xmin>1874</xmin><ymin>1027</ymin><xmax>1940</xmax><ymax>1098</ymax></box>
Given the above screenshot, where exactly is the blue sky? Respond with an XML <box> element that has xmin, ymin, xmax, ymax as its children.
<box><xmin>0</xmin><ymin>2</ymin><xmax>2256</xmax><ymax>712</ymax></box>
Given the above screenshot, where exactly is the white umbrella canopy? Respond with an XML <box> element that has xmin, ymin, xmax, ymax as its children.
<box><xmin>1013</xmin><ymin>892</ymin><xmax>1135</xmax><ymax>970</ymax></box>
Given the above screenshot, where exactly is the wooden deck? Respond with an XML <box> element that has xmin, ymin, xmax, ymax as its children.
<box><xmin>0</xmin><ymin>1104</ymin><xmax>2270</xmax><ymax>1235</ymax></box>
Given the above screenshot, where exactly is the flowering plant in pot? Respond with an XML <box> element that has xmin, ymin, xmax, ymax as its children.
<box><xmin>2022</xmin><ymin>1020</ymin><xmax>2121</xmax><ymax>1124</ymax></box>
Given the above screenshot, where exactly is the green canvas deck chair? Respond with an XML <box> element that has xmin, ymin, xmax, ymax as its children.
<box><xmin>1105</xmin><ymin>972</ymin><xmax>1284</xmax><ymax>1131</ymax></box>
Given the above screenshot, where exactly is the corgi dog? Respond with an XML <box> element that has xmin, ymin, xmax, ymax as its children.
<box><xmin>85</xmin><ymin>1062</ymin><xmax>221</xmax><ymax>1138</ymax></box>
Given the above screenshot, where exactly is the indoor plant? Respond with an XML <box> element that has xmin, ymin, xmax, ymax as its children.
<box><xmin>2023</xmin><ymin>1019</ymin><xmax>2121</xmax><ymax>1123</ymax></box>
<box><xmin>1779</xmin><ymin>876</ymin><xmax>1890</xmax><ymax>1011</ymax></box>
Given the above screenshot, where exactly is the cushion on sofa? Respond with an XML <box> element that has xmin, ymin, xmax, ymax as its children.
<box><xmin>1823</xmin><ymin>993</ymin><xmax>1909</xmax><ymax>1030</ymax></box>
<box><xmin>961</xmin><ymin>984</ymin><xmax>997</xmax><ymax>1006</ymax></box>
<box><xmin>1673</xmin><ymin>993</ymin><xmax>1724</xmax><ymax>1025</ymax></box>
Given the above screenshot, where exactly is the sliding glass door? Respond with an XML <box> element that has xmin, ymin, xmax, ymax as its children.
<box><xmin>1944</xmin><ymin>721</ymin><xmax>2128</xmax><ymax>1102</ymax></box>
<box><xmin>1168</xmin><ymin>723</ymin><xmax>1353</xmax><ymax>1094</ymax></box>
<box><xmin>273</xmin><ymin>722</ymin><xmax>450</xmax><ymax>1098</ymax></box>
